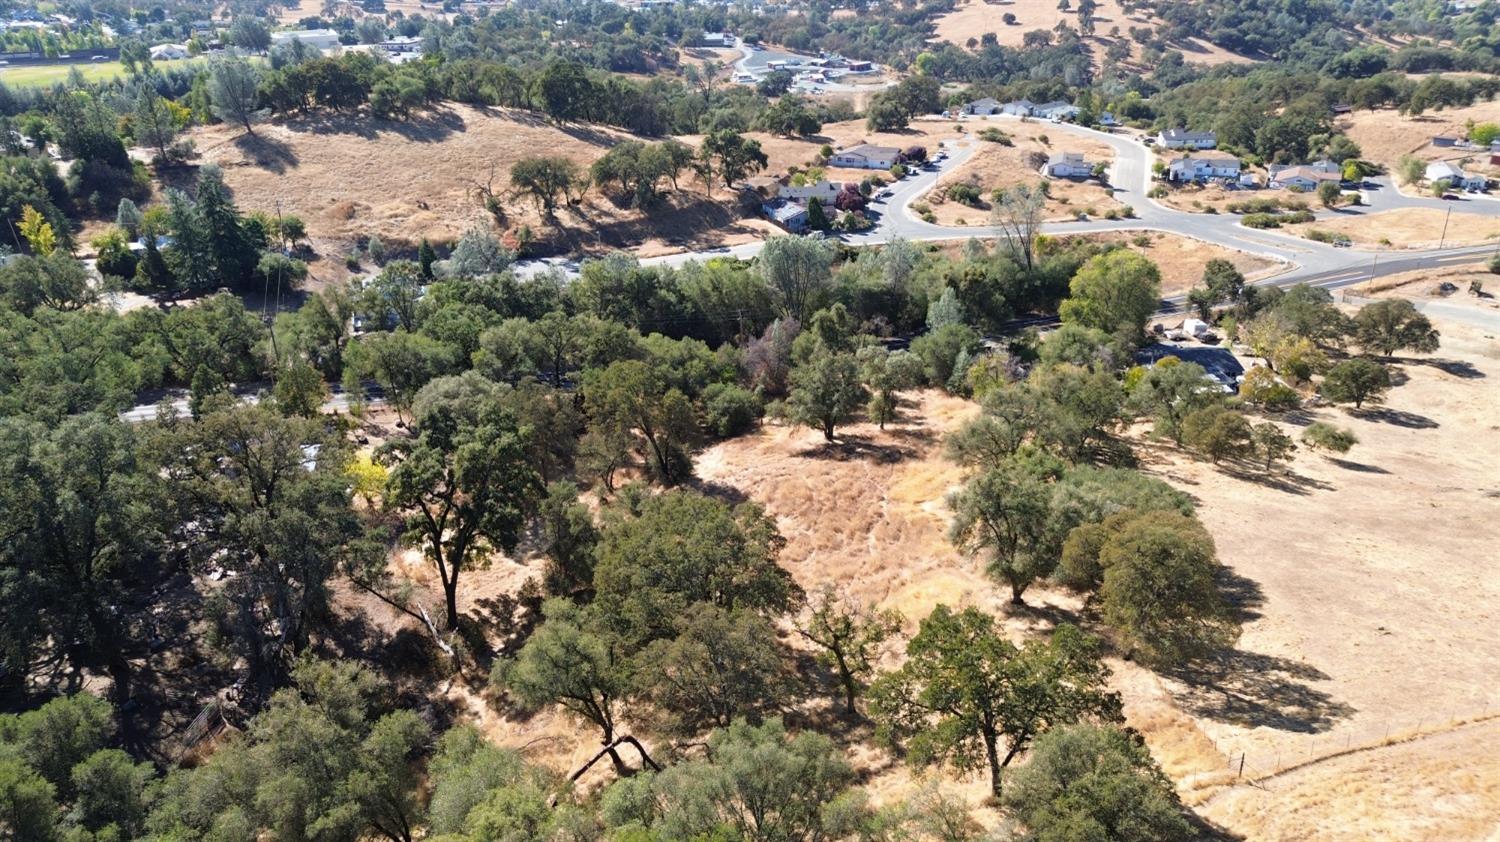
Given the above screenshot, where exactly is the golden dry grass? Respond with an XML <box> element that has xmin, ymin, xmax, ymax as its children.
<box><xmin>922</xmin><ymin>127</ymin><xmax>1120</xmax><ymax>224</ymax></box>
<box><xmin>1288</xmin><ymin>208</ymin><xmax>1500</xmax><ymax>249</ymax></box>
<box><xmin>1337</xmin><ymin>100</ymin><xmax>1500</xmax><ymax>172</ymax></box>
<box><xmin>184</xmin><ymin>104</ymin><xmax>776</xmax><ymax>269</ymax></box>
<box><xmin>930</xmin><ymin>0</ymin><xmax>1256</xmax><ymax>68</ymax></box>
<box><xmin>1062</xmin><ymin>230</ymin><xmax>1281</xmax><ymax>295</ymax></box>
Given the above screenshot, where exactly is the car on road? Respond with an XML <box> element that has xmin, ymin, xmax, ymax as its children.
<box><xmin>91</xmin><ymin>55</ymin><xmax>108</xmax><ymax>61</ymax></box>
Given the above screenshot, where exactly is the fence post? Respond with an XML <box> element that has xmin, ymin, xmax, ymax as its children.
<box><xmin>1238</xmin><ymin>753</ymin><xmax>1245</xmax><ymax>778</ymax></box>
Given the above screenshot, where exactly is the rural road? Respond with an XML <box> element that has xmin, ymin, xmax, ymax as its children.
<box><xmin>606</xmin><ymin>114</ymin><xmax>1500</xmax><ymax>303</ymax></box>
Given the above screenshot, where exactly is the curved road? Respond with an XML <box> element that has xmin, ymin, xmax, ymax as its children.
<box><xmin>631</xmin><ymin>113</ymin><xmax>1500</xmax><ymax>304</ymax></box>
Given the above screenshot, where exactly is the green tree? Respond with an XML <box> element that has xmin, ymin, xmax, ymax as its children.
<box><xmin>600</xmin><ymin>718</ymin><xmax>857</xmax><ymax>841</ymax></box>
<box><xmin>69</xmin><ymin>748</ymin><xmax>154</xmax><ymax>836</ymax></box>
<box><xmin>343</xmin><ymin>330</ymin><xmax>455</xmax><ymax>422</ymax></box>
<box><xmin>697</xmin><ymin>129</ymin><xmax>768</xmax><ymax>193</ymax></box>
<box><xmin>1179</xmin><ymin>405</ymin><xmax>1252</xmax><ymax>463</ymax></box>
<box><xmin>1126</xmin><ymin>358</ymin><xmax>1219</xmax><ymax>444</ymax></box>
<box><xmin>1317</xmin><ymin>179</ymin><xmax>1342</xmax><ymax>207</ymax></box>
<box><xmin>1321</xmin><ymin>357</ymin><xmax>1390</xmax><ymax>408</ymax></box>
<box><xmin>636</xmin><ymin>604</ymin><xmax>791</xmax><ymax>736</ymax></box>
<box><xmin>583</xmin><ymin>359</ymin><xmax>700</xmax><ymax>485</ymax></box>
<box><xmin>207</xmin><ymin>55</ymin><xmax>262</xmax><ymax>135</ymax></box>
<box><xmin>870</xmin><ymin>607</ymin><xmax>1119</xmax><ymax>798</ymax></box>
<box><xmin>948</xmin><ymin>451</ymin><xmax>1065</xmax><ymax>604</ymax></box>
<box><xmin>592</xmin><ymin>490</ymin><xmax>796</xmax><ymax>647</ymax></box>
<box><xmin>1097</xmin><ymin>511</ymin><xmax>1236</xmax><ymax>667</ymax></box>
<box><xmin>787</xmin><ymin>350</ymin><xmax>867</xmax><ymax>441</ymax></box>
<box><xmin>1251</xmin><ymin>422</ymin><xmax>1296</xmax><ymax>473</ymax></box>
<box><xmin>149</xmin><ymin>407</ymin><xmax>364</xmax><ymax>687</ymax></box>
<box><xmin>379</xmin><ymin>376</ymin><xmax>542</xmax><ymax>630</ymax></box>
<box><xmin>1353</xmin><ymin>298</ymin><xmax>1439</xmax><ymax>358</ymax></box>
<box><xmin>133</xmin><ymin>84</ymin><xmax>181</xmax><ymax>166</ymax></box>
<box><xmin>0</xmin><ymin>755</ymin><xmax>56</xmax><ymax>841</ymax></box>
<box><xmin>798</xmin><ymin>585</ymin><xmax>902</xmax><ymax>716</ymax></box>
<box><xmin>510</xmin><ymin>156</ymin><xmax>579</xmax><ymax>213</ymax></box>
<box><xmin>1059</xmin><ymin>250</ymin><xmax>1162</xmax><ymax>340</ymax></box>
<box><xmin>272</xmin><ymin>359</ymin><xmax>328</xmax><ymax>417</ymax></box>
<box><xmin>418</xmin><ymin>238</ymin><xmax>437</xmax><ymax>279</ymax></box>
<box><xmin>758</xmin><ymin>235</ymin><xmax>835</xmax><ymax>322</ymax></box>
<box><xmin>496</xmin><ymin>598</ymin><xmax>643</xmax><ymax>774</ymax></box>
<box><xmin>858</xmin><ymin>346</ymin><xmax>924</xmax><ymax>429</ymax></box>
<box><xmin>1004</xmin><ymin>724</ymin><xmax>1192</xmax><ymax>842</ymax></box>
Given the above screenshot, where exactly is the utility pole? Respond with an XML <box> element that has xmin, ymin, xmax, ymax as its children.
<box><xmin>1438</xmin><ymin>205</ymin><xmax>1452</xmax><ymax>250</ymax></box>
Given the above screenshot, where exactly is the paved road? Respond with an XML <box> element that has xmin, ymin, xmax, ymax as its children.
<box><xmin>730</xmin><ymin>38</ymin><xmax>894</xmax><ymax>94</ymax></box>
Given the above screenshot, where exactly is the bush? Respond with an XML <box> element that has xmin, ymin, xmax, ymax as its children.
<box><xmin>946</xmin><ymin>183</ymin><xmax>982</xmax><ymax>207</ymax></box>
<box><xmin>1488</xmin><ymin>254</ymin><xmax>1500</xmax><ymax>275</ymax></box>
<box><xmin>977</xmin><ymin>127</ymin><xmax>1013</xmax><ymax>145</ymax></box>
<box><xmin>702</xmin><ymin>383</ymin><xmax>763</xmax><ymax>438</ymax></box>
<box><xmin>1305</xmin><ymin>228</ymin><xmax>1352</xmax><ymax>246</ymax></box>
<box><xmin>1241</xmin><ymin>213</ymin><xmax>1283</xmax><ymax>229</ymax></box>
<box><xmin>1300</xmin><ymin>422</ymin><xmax>1357</xmax><ymax>454</ymax></box>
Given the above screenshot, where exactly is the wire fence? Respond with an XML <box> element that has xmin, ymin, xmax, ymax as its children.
<box><xmin>1204</xmin><ymin>703</ymin><xmax>1500</xmax><ymax>790</ymax></box>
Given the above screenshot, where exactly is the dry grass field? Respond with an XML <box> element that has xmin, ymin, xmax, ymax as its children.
<box><xmin>930</xmin><ymin>0</ymin><xmax>1256</xmax><ymax>68</ymax></box>
<box><xmin>1288</xmin><ymin>208</ymin><xmax>1500</xmax><ymax>249</ymax></box>
<box><xmin>184</xmin><ymin>104</ymin><xmax>777</xmax><ymax>271</ymax></box>
<box><xmin>1337</xmin><ymin>100</ymin><xmax>1500</xmax><ymax>173</ymax></box>
<box><xmin>338</xmin><ymin>302</ymin><xmax>1500</xmax><ymax>838</ymax></box>
<box><xmin>922</xmin><ymin>127</ymin><xmax>1121</xmax><ymax>225</ymax></box>
<box><xmin>1066</xmin><ymin>231</ymin><xmax>1281</xmax><ymax>294</ymax></box>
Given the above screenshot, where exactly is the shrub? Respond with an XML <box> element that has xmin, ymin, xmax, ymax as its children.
<box><xmin>947</xmin><ymin>183</ymin><xmax>982</xmax><ymax>207</ymax></box>
<box><xmin>702</xmin><ymin>383</ymin><xmax>764</xmax><ymax>438</ymax></box>
<box><xmin>1301</xmin><ymin>422</ymin><xmax>1357</xmax><ymax>454</ymax></box>
<box><xmin>977</xmin><ymin>127</ymin><xmax>1013</xmax><ymax>145</ymax></box>
<box><xmin>1241</xmin><ymin>213</ymin><xmax>1283</xmax><ymax>229</ymax></box>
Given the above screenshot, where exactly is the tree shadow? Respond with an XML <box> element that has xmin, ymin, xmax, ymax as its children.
<box><xmin>232</xmin><ymin>131</ymin><xmax>299</xmax><ymax>173</ymax></box>
<box><xmin>685</xmin><ymin>478</ymin><xmax>752</xmax><ymax>505</ymax></box>
<box><xmin>1222</xmin><ymin>464</ymin><xmax>1334</xmax><ymax>496</ymax></box>
<box><xmin>794</xmin><ymin>433</ymin><xmax>917</xmax><ymax>463</ymax></box>
<box><xmin>1168</xmin><ymin>651</ymin><xmax>1355</xmax><ymax>733</ymax></box>
<box><xmin>1350</xmin><ymin>407</ymin><xmax>1439</xmax><ymax>429</ymax></box>
<box><xmin>1216</xmin><ymin>567</ymin><xmax>1265</xmax><ymax>625</ymax></box>
<box><xmin>1327</xmin><ymin>457</ymin><xmax>1390</xmax><ymax>474</ymax></box>
<box><xmin>1408</xmin><ymin>357</ymin><xmax>1485</xmax><ymax>379</ymax></box>
<box><xmin>287</xmin><ymin>105</ymin><xmax>468</xmax><ymax>143</ymax></box>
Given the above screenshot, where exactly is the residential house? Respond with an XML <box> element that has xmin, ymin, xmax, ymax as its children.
<box><xmin>1268</xmin><ymin>160</ymin><xmax>1342</xmax><ymax>191</ymax></box>
<box><xmin>698</xmin><ymin>31</ymin><xmax>733</xmax><ymax>47</ymax></box>
<box><xmin>271</xmin><ymin>28</ymin><xmax>341</xmax><ymax>51</ymax></box>
<box><xmin>829</xmin><ymin>144</ymin><xmax>902</xmax><ymax>169</ymax></box>
<box><xmin>149</xmin><ymin>42</ymin><xmax>189</xmax><ymax>60</ymax></box>
<box><xmin>380</xmin><ymin>35</ymin><xmax>423</xmax><ymax>53</ymax></box>
<box><xmin>965</xmin><ymin>97</ymin><xmax>1001</xmax><ymax>116</ymax></box>
<box><xmin>1000</xmin><ymin>99</ymin><xmax>1035</xmax><ymax>116</ymax></box>
<box><xmin>1157</xmin><ymin>128</ymin><xmax>1218</xmax><ymax>150</ymax></box>
<box><xmin>1425</xmin><ymin>161</ymin><xmax>1487</xmax><ymax>191</ymax></box>
<box><xmin>766</xmin><ymin>200</ymin><xmax>809</xmax><ymax>232</ymax></box>
<box><xmin>780</xmin><ymin>180</ymin><xmax>844</xmax><ymax>204</ymax></box>
<box><xmin>1098</xmin><ymin>111</ymin><xmax>1119</xmax><ymax>127</ymax></box>
<box><xmin>1035</xmin><ymin>101</ymin><xmax>1080</xmax><ymax>121</ymax></box>
<box><xmin>845</xmin><ymin>60</ymin><xmax>873</xmax><ymax>72</ymax></box>
<box><xmin>1167</xmin><ymin>153</ymin><xmax>1241</xmax><ymax>182</ymax></box>
<box><xmin>1041</xmin><ymin>151</ymin><xmax>1094</xmax><ymax>178</ymax></box>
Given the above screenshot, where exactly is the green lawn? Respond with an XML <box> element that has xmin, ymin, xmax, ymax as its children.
<box><xmin>0</xmin><ymin>57</ymin><xmax>206</xmax><ymax>88</ymax></box>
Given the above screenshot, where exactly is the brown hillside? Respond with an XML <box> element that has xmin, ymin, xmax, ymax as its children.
<box><xmin>183</xmin><ymin>103</ymin><xmax>776</xmax><ymax>265</ymax></box>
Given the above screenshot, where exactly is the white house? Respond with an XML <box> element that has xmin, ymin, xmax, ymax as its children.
<box><xmin>1000</xmin><ymin>99</ymin><xmax>1034</xmax><ymax>116</ymax></box>
<box><xmin>1269</xmin><ymin>160</ymin><xmax>1342</xmax><ymax>191</ymax></box>
<box><xmin>1167</xmin><ymin>154</ymin><xmax>1241</xmax><ymax>182</ymax></box>
<box><xmin>1157</xmin><ymin>128</ymin><xmax>1218</xmax><ymax>150</ymax></box>
<box><xmin>765</xmin><ymin>201</ymin><xmax>809</xmax><ymax>232</ymax></box>
<box><xmin>965</xmin><ymin>97</ymin><xmax>1001</xmax><ymax>116</ymax></box>
<box><xmin>379</xmin><ymin>35</ymin><xmax>423</xmax><ymax>53</ymax></box>
<box><xmin>1041</xmin><ymin>151</ymin><xmax>1094</xmax><ymax>178</ymax></box>
<box><xmin>829</xmin><ymin>144</ymin><xmax>901</xmax><ymax>170</ymax></box>
<box><xmin>1035</xmin><ymin>101</ymin><xmax>1080</xmax><ymax>121</ymax></box>
<box><xmin>780</xmin><ymin>180</ymin><xmax>844</xmax><ymax>204</ymax></box>
<box><xmin>271</xmin><ymin>28</ymin><xmax>341</xmax><ymax>51</ymax></box>
<box><xmin>699</xmin><ymin>31</ymin><xmax>733</xmax><ymax>47</ymax></box>
<box><xmin>1425</xmin><ymin>161</ymin><xmax>1487</xmax><ymax>191</ymax></box>
<box><xmin>149</xmin><ymin>42</ymin><xmax>189</xmax><ymax>60</ymax></box>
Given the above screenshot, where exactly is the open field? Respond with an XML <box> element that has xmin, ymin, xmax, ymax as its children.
<box><xmin>930</xmin><ymin>0</ymin><xmax>1256</xmax><ymax>68</ymax></box>
<box><xmin>922</xmin><ymin>127</ymin><xmax>1122</xmax><ymax>224</ymax></box>
<box><xmin>1337</xmin><ymin>100</ymin><xmax>1500</xmax><ymax>173</ymax></box>
<box><xmin>0</xmin><ymin>60</ymin><xmax>126</xmax><ymax>87</ymax></box>
<box><xmin>1288</xmin><ymin>207</ymin><xmax>1500</xmax><ymax>249</ymax></box>
<box><xmin>1153</xmin><ymin>181</ymin><xmax>1296</xmax><ymax>215</ymax></box>
<box><xmin>183</xmin><ymin>104</ymin><xmax>777</xmax><ymax>272</ymax></box>
<box><xmin>331</xmin><ymin>302</ymin><xmax>1500</xmax><ymax>837</ymax></box>
<box><xmin>1134</xmin><ymin>310</ymin><xmax>1500</xmax><ymax>839</ymax></box>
